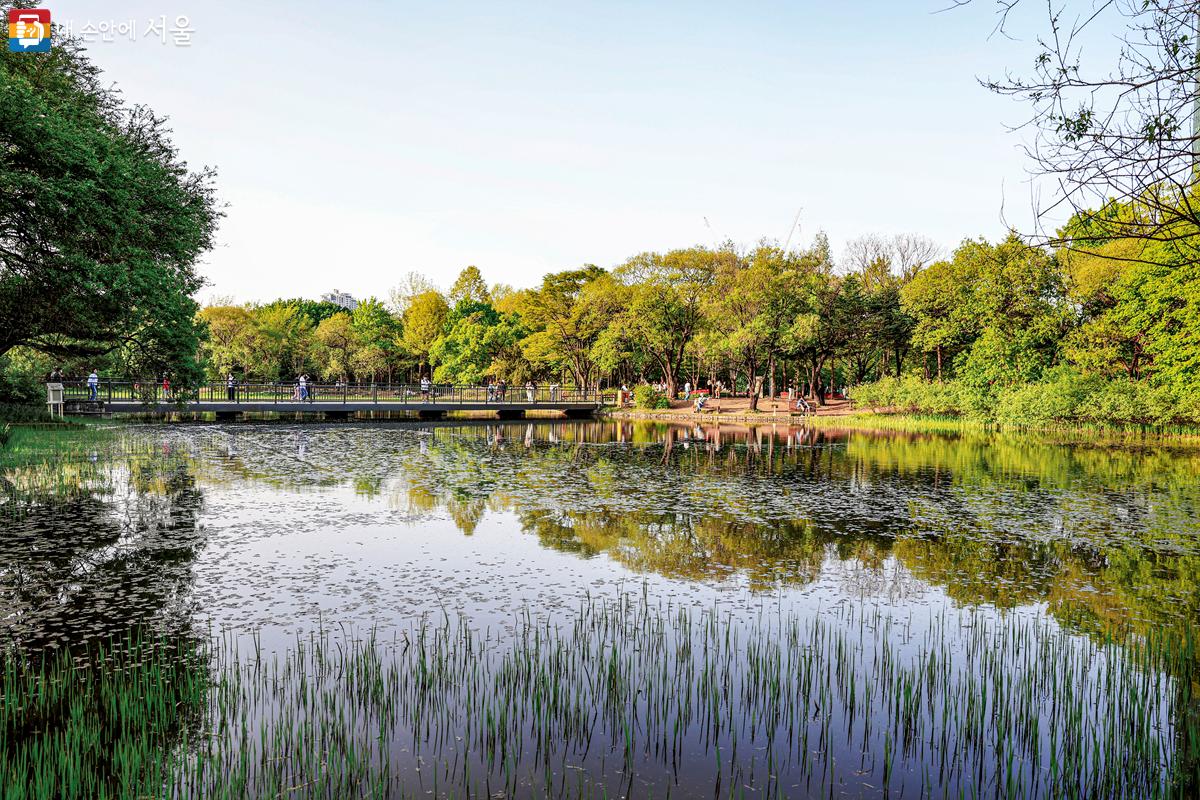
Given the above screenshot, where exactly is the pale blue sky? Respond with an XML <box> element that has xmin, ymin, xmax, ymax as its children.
<box><xmin>54</xmin><ymin>0</ymin><xmax>1055</xmax><ymax>303</ymax></box>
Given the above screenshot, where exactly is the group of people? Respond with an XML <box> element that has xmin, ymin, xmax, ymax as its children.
<box><xmin>291</xmin><ymin>374</ymin><xmax>314</xmax><ymax>402</ymax></box>
<box><xmin>485</xmin><ymin>379</ymin><xmax>507</xmax><ymax>402</ymax></box>
<box><xmin>49</xmin><ymin>369</ymin><xmax>174</xmax><ymax>402</ymax></box>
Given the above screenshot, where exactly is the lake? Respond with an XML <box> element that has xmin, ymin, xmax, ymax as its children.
<box><xmin>2</xmin><ymin>419</ymin><xmax>1197</xmax><ymax>798</ymax></box>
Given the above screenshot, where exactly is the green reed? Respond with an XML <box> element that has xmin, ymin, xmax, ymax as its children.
<box><xmin>2</xmin><ymin>596</ymin><xmax>1196</xmax><ymax>799</ymax></box>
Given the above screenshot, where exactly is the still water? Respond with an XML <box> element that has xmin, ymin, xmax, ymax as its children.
<box><xmin>2</xmin><ymin>420</ymin><xmax>1198</xmax><ymax>798</ymax></box>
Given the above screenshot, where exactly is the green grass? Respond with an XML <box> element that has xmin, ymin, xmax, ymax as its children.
<box><xmin>813</xmin><ymin>410</ymin><xmax>1200</xmax><ymax>442</ymax></box>
<box><xmin>3</xmin><ymin>596</ymin><xmax>1195</xmax><ymax>799</ymax></box>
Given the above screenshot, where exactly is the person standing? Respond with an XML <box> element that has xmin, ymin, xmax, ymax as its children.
<box><xmin>683</xmin><ymin>381</ymin><xmax>691</xmax><ymax>401</ymax></box>
<box><xmin>298</xmin><ymin>373</ymin><xmax>308</xmax><ymax>401</ymax></box>
<box><xmin>161</xmin><ymin>375</ymin><xmax>171</xmax><ymax>401</ymax></box>
<box><xmin>420</xmin><ymin>375</ymin><xmax>431</xmax><ymax>400</ymax></box>
<box><xmin>226</xmin><ymin>373</ymin><xmax>237</xmax><ymax>402</ymax></box>
<box><xmin>87</xmin><ymin>370</ymin><xmax>99</xmax><ymax>401</ymax></box>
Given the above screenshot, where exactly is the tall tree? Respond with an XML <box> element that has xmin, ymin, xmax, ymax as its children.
<box><xmin>197</xmin><ymin>306</ymin><xmax>253</xmax><ymax>377</ymax></box>
<box><xmin>314</xmin><ymin>312</ymin><xmax>357</xmax><ymax>380</ymax></box>
<box><xmin>401</xmin><ymin>290</ymin><xmax>449</xmax><ymax>377</ymax></box>
<box><xmin>607</xmin><ymin>247</ymin><xmax>725</xmax><ymax>397</ymax></box>
<box><xmin>449</xmin><ymin>266</ymin><xmax>490</xmax><ymax>306</ymax></box>
<box><xmin>350</xmin><ymin>297</ymin><xmax>401</xmax><ymax>380</ymax></box>
<box><xmin>520</xmin><ymin>266</ymin><xmax>618</xmax><ymax>388</ymax></box>
<box><xmin>0</xmin><ymin>20</ymin><xmax>219</xmax><ymax>383</ymax></box>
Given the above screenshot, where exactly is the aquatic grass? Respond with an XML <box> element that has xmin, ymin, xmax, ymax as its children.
<box><xmin>0</xmin><ymin>631</ymin><xmax>209</xmax><ymax>800</ymax></box>
<box><xmin>3</xmin><ymin>596</ymin><xmax>1194</xmax><ymax>799</ymax></box>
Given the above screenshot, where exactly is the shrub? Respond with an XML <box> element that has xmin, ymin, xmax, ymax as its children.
<box><xmin>633</xmin><ymin>384</ymin><xmax>666</xmax><ymax>410</ymax></box>
<box><xmin>848</xmin><ymin>368</ymin><xmax>1200</xmax><ymax>430</ymax></box>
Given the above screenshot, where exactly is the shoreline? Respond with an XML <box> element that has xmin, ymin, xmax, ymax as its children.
<box><xmin>598</xmin><ymin>407</ymin><xmax>1200</xmax><ymax>443</ymax></box>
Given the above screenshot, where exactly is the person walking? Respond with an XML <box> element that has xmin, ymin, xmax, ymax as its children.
<box><xmin>87</xmin><ymin>370</ymin><xmax>99</xmax><ymax>401</ymax></box>
<box><xmin>161</xmin><ymin>375</ymin><xmax>171</xmax><ymax>401</ymax></box>
<box><xmin>297</xmin><ymin>373</ymin><xmax>308</xmax><ymax>402</ymax></box>
<box><xmin>525</xmin><ymin>381</ymin><xmax>535</xmax><ymax>402</ymax></box>
<box><xmin>684</xmin><ymin>381</ymin><xmax>691</xmax><ymax>401</ymax></box>
<box><xmin>497</xmin><ymin>379</ymin><xmax>507</xmax><ymax>401</ymax></box>
<box><xmin>549</xmin><ymin>382</ymin><xmax>559</xmax><ymax>402</ymax></box>
<box><xmin>420</xmin><ymin>375</ymin><xmax>431</xmax><ymax>401</ymax></box>
<box><xmin>226</xmin><ymin>373</ymin><xmax>237</xmax><ymax>402</ymax></box>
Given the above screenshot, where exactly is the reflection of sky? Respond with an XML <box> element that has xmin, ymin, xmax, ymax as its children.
<box><xmin>5</xmin><ymin>420</ymin><xmax>1192</xmax><ymax>797</ymax></box>
<box><xmin>163</xmin><ymin>421</ymin><xmax>1200</xmax><ymax>656</ymax></box>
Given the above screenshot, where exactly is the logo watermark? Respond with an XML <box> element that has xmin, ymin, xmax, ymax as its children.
<box><xmin>8</xmin><ymin>8</ymin><xmax>51</xmax><ymax>52</ymax></box>
<box><xmin>59</xmin><ymin>15</ymin><xmax>194</xmax><ymax>46</ymax></box>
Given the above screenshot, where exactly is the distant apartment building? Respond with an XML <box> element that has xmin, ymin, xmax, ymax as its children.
<box><xmin>321</xmin><ymin>289</ymin><xmax>358</xmax><ymax>310</ymax></box>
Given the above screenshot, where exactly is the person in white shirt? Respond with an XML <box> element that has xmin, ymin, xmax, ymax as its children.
<box><xmin>87</xmin><ymin>370</ymin><xmax>99</xmax><ymax>401</ymax></box>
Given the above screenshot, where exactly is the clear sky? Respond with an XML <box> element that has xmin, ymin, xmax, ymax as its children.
<box><xmin>52</xmin><ymin>0</ymin><xmax>1054</xmax><ymax>303</ymax></box>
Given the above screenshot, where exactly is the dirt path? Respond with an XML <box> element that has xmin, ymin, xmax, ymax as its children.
<box><xmin>658</xmin><ymin>396</ymin><xmax>856</xmax><ymax>417</ymax></box>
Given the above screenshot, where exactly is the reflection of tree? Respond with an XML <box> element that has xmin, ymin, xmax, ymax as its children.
<box><xmin>0</xmin><ymin>437</ymin><xmax>212</xmax><ymax>797</ymax></box>
<box><xmin>0</xmin><ymin>448</ymin><xmax>207</xmax><ymax>649</ymax></box>
<box><xmin>150</xmin><ymin>420</ymin><xmax>1200</xmax><ymax>790</ymax></box>
<box><xmin>517</xmin><ymin>509</ymin><xmax>840</xmax><ymax>588</ymax></box>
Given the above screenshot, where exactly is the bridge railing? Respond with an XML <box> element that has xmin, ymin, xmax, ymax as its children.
<box><xmin>58</xmin><ymin>380</ymin><xmax>602</xmax><ymax>406</ymax></box>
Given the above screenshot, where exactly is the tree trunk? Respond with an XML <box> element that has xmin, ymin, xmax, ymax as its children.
<box><xmin>749</xmin><ymin>375</ymin><xmax>764</xmax><ymax>411</ymax></box>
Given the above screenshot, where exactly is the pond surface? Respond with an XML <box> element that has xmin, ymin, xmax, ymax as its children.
<box><xmin>2</xmin><ymin>420</ymin><xmax>1198</xmax><ymax>798</ymax></box>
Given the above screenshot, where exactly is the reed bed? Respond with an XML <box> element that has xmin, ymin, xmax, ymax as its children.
<box><xmin>2</xmin><ymin>595</ymin><xmax>1196</xmax><ymax>799</ymax></box>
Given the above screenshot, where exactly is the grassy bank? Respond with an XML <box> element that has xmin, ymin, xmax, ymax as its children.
<box><xmin>809</xmin><ymin>410</ymin><xmax>1200</xmax><ymax>442</ymax></box>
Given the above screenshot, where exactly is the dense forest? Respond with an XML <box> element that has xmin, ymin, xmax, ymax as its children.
<box><xmin>5</xmin><ymin>209</ymin><xmax>1200</xmax><ymax>428</ymax></box>
<box><xmin>122</xmin><ymin>212</ymin><xmax>1200</xmax><ymax>426</ymax></box>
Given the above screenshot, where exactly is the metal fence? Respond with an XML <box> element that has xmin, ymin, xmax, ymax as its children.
<box><xmin>58</xmin><ymin>380</ymin><xmax>602</xmax><ymax>406</ymax></box>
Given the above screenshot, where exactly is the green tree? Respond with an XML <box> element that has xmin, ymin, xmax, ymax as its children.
<box><xmin>605</xmin><ymin>247</ymin><xmax>724</xmax><ymax>397</ymax></box>
<box><xmin>953</xmin><ymin>235</ymin><xmax>1066</xmax><ymax>389</ymax></box>
<box><xmin>900</xmin><ymin>257</ymin><xmax>976</xmax><ymax>380</ymax></box>
<box><xmin>197</xmin><ymin>306</ymin><xmax>254</xmax><ymax>378</ymax></box>
<box><xmin>401</xmin><ymin>290</ymin><xmax>450</xmax><ymax>376</ymax></box>
<box><xmin>262</xmin><ymin>299</ymin><xmax>345</xmax><ymax>328</ymax></box>
<box><xmin>449</xmin><ymin>266</ymin><xmax>490</xmax><ymax>306</ymax></box>
<box><xmin>350</xmin><ymin>297</ymin><xmax>401</xmax><ymax>381</ymax></box>
<box><xmin>429</xmin><ymin>302</ymin><xmax>528</xmax><ymax>384</ymax></box>
<box><xmin>243</xmin><ymin>304</ymin><xmax>312</xmax><ymax>380</ymax></box>
<box><xmin>0</xmin><ymin>23</ymin><xmax>219</xmax><ymax>385</ymax></box>
<box><xmin>520</xmin><ymin>266</ymin><xmax>619</xmax><ymax>388</ymax></box>
<box><xmin>313</xmin><ymin>312</ymin><xmax>357</xmax><ymax>380</ymax></box>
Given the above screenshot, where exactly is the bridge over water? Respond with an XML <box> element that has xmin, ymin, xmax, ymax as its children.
<box><xmin>52</xmin><ymin>381</ymin><xmax>602</xmax><ymax>420</ymax></box>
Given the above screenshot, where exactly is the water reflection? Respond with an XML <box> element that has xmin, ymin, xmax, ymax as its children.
<box><xmin>0</xmin><ymin>442</ymin><xmax>206</xmax><ymax>648</ymax></box>
<box><xmin>3</xmin><ymin>419</ymin><xmax>1198</xmax><ymax>796</ymax></box>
